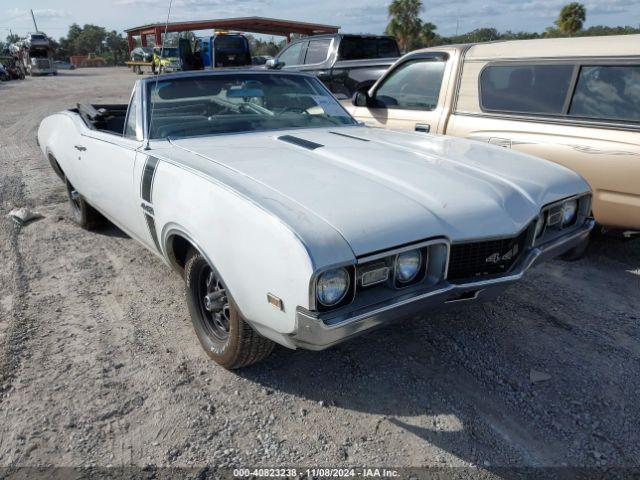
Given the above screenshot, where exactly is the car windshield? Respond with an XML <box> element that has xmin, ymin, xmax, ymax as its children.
<box><xmin>157</xmin><ymin>47</ymin><xmax>178</xmax><ymax>57</ymax></box>
<box><xmin>147</xmin><ymin>73</ymin><xmax>357</xmax><ymax>139</ymax></box>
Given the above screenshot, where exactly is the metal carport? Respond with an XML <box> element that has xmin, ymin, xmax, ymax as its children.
<box><xmin>124</xmin><ymin>16</ymin><xmax>340</xmax><ymax>51</ymax></box>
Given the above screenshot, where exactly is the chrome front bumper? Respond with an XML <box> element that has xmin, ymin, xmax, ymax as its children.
<box><xmin>291</xmin><ymin>219</ymin><xmax>594</xmax><ymax>350</ymax></box>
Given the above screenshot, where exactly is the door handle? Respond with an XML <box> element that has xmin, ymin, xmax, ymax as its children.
<box><xmin>415</xmin><ymin>124</ymin><xmax>430</xmax><ymax>133</ymax></box>
<box><xmin>488</xmin><ymin>137</ymin><xmax>512</xmax><ymax>148</ymax></box>
<box><xmin>74</xmin><ymin>145</ymin><xmax>87</xmax><ymax>152</ymax></box>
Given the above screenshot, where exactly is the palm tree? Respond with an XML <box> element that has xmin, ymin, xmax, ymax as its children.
<box><xmin>421</xmin><ymin>22</ymin><xmax>438</xmax><ymax>47</ymax></box>
<box><xmin>385</xmin><ymin>0</ymin><xmax>425</xmax><ymax>52</ymax></box>
<box><xmin>555</xmin><ymin>2</ymin><xmax>587</xmax><ymax>35</ymax></box>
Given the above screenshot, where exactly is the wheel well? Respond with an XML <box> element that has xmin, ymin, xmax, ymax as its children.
<box><xmin>167</xmin><ymin>234</ymin><xmax>194</xmax><ymax>272</ymax></box>
<box><xmin>47</xmin><ymin>153</ymin><xmax>65</xmax><ymax>180</ymax></box>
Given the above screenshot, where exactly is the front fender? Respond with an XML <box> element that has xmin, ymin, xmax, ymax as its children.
<box><xmin>153</xmin><ymin>161</ymin><xmax>315</xmax><ymax>339</ymax></box>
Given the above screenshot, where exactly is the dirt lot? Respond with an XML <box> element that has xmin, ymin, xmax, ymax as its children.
<box><xmin>0</xmin><ymin>68</ymin><xmax>639</xmax><ymax>475</ymax></box>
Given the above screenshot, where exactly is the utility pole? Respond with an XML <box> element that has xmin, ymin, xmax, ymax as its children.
<box><xmin>30</xmin><ymin>9</ymin><xmax>39</xmax><ymax>32</ymax></box>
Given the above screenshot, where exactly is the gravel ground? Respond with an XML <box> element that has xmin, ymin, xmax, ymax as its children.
<box><xmin>0</xmin><ymin>68</ymin><xmax>639</xmax><ymax>476</ymax></box>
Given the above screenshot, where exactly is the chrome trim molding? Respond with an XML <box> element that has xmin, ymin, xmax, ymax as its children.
<box><xmin>308</xmin><ymin>238</ymin><xmax>450</xmax><ymax>311</ymax></box>
<box><xmin>292</xmin><ymin>219</ymin><xmax>594</xmax><ymax>350</ymax></box>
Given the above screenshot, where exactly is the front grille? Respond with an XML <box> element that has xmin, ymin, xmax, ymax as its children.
<box><xmin>447</xmin><ymin>230</ymin><xmax>529</xmax><ymax>283</ymax></box>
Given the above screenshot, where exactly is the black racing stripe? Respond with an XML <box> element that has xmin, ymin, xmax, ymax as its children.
<box><xmin>329</xmin><ymin>131</ymin><xmax>370</xmax><ymax>142</ymax></box>
<box><xmin>145</xmin><ymin>213</ymin><xmax>162</xmax><ymax>252</ymax></box>
<box><xmin>278</xmin><ymin>135</ymin><xmax>323</xmax><ymax>150</ymax></box>
<box><xmin>141</xmin><ymin>156</ymin><xmax>159</xmax><ymax>203</ymax></box>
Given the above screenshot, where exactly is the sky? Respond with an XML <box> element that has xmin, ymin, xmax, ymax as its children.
<box><xmin>2</xmin><ymin>0</ymin><xmax>640</xmax><ymax>41</ymax></box>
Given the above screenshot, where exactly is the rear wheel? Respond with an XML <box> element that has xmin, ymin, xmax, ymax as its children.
<box><xmin>65</xmin><ymin>179</ymin><xmax>104</xmax><ymax>230</ymax></box>
<box><xmin>184</xmin><ymin>250</ymin><xmax>274</xmax><ymax>369</ymax></box>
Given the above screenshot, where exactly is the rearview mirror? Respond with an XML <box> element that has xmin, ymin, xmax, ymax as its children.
<box><xmin>265</xmin><ymin>58</ymin><xmax>282</xmax><ymax>70</ymax></box>
<box><xmin>352</xmin><ymin>89</ymin><xmax>372</xmax><ymax>107</ymax></box>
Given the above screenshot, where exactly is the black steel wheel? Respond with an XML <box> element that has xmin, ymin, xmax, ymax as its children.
<box><xmin>198</xmin><ymin>267</ymin><xmax>231</xmax><ymax>342</ymax></box>
<box><xmin>184</xmin><ymin>250</ymin><xmax>275</xmax><ymax>369</ymax></box>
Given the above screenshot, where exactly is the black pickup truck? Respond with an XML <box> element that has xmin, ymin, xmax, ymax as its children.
<box><xmin>266</xmin><ymin>34</ymin><xmax>400</xmax><ymax>99</ymax></box>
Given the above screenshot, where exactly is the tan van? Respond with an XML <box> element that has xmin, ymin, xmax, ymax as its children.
<box><xmin>346</xmin><ymin>35</ymin><xmax>640</xmax><ymax>231</ymax></box>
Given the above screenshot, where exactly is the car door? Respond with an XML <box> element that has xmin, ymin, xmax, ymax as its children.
<box><xmin>349</xmin><ymin>52</ymin><xmax>452</xmax><ymax>134</ymax></box>
<box><xmin>275</xmin><ymin>40</ymin><xmax>306</xmax><ymax>70</ymax></box>
<box><xmin>76</xmin><ymin>88</ymin><xmax>147</xmax><ymax>242</ymax></box>
<box><xmin>178</xmin><ymin>37</ymin><xmax>196</xmax><ymax>71</ymax></box>
<box><xmin>297</xmin><ymin>38</ymin><xmax>333</xmax><ymax>85</ymax></box>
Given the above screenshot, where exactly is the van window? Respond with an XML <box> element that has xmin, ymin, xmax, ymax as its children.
<box><xmin>480</xmin><ymin>64</ymin><xmax>574</xmax><ymax>115</ymax></box>
<box><xmin>569</xmin><ymin>65</ymin><xmax>640</xmax><ymax>122</ymax></box>
<box><xmin>304</xmin><ymin>39</ymin><xmax>331</xmax><ymax>64</ymax></box>
<box><xmin>374</xmin><ymin>59</ymin><xmax>445</xmax><ymax>110</ymax></box>
<box><xmin>278</xmin><ymin>42</ymin><xmax>304</xmax><ymax>67</ymax></box>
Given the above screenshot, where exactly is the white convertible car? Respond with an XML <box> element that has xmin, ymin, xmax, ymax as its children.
<box><xmin>38</xmin><ymin>71</ymin><xmax>593</xmax><ymax>369</ymax></box>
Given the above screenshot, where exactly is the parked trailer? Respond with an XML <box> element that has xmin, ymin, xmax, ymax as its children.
<box><xmin>125</xmin><ymin>60</ymin><xmax>153</xmax><ymax>74</ymax></box>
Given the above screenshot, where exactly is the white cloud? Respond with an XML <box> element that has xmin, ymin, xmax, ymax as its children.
<box><xmin>7</xmin><ymin>8</ymin><xmax>71</xmax><ymax>20</ymax></box>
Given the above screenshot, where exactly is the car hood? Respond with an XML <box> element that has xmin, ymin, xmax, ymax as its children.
<box><xmin>166</xmin><ymin>127</ymin><xmax>589</xmax><ymax>259</ymax></box>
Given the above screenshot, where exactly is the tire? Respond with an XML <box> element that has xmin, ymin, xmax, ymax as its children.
<box><xmin>184</xmin><ymin>250</ymin><xmax>274</xmax><ymax>369</ymax></box>
<box><xmin>560</xmin><ymin>235</ymin><xmax>590</xmax><ymax>261</ymax></box>
<box><xmin>65</xmin><ymin>179</ymin><xmax>104</xmax><ymax>230</ymax></box>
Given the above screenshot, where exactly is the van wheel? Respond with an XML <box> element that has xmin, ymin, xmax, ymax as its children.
<box><xmin>65</xmin><ymin>179</ymin><xmax>104</xmax><ymax>230</ymax></box>
<box><xmin>560</xmin><ymin>235</ymin><xmax>590</xmax><ymax>261</ymax></box>
<box><xmin>184</xmin><ymin>250</ymin><xmax>274</xmax><ymax>369</ymax></box>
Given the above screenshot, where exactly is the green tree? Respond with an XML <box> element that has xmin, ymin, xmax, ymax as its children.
<box><xmin>245</xmin><ymin>34</ymin><xmax>283</xmax><ymax>57</ymax></box>
<box><xmin>555</xmin><ymin>2</ymin><xmax>587</xmax><ymax>35</ymax></box>
<box><xmin>6</xmin><ymin>33</ymin><xmax>21</xmax><ymax>44</ymax></box>
<box><xmin>385</xmin><ymin>0</ymin><xmax>425</xmax><ymax>52</ymax></box>
<box><xmin>420</xmin><ymin>22</ymin><xmax>438</xmax><ymax>47</ymax></box>
<box><xmin>105</xmin><ymin>30</ymin><xmax>128</xmax><ymax>64</ymax></box>
<box><xmin>74</xmin><ymin>25</ymin><xmax>107</xmax><ymax>55</ymax></box>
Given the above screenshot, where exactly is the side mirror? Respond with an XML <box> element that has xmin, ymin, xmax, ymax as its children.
<box><xmin>352</xmin><ymin>89</ymin><xmax>372</xmax><ymax>107</ymax></box>
<box><xmin>265</xmin><ymin>58</ymin><xmax>282</xmax><ymax>70</ymax></box>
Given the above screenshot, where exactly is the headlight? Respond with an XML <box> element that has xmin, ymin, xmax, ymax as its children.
<box><xmin>561</xmin><ymin>199</ymin><xmax>578</xmax><ymax>227</ymax></box>
<box><xmin>316</xmin><ymin>268</ymin><xmax>350</xmax><ymax>306</ymax></box>
<box><xmin>534</xmin><ymin>213</ymin><xmax>545</xmax><ymax>238</ymax></box>
<box><xmin>395</xmin><ymin>249</ymin><xmax>422</xmax><ymax>283</ymax></box>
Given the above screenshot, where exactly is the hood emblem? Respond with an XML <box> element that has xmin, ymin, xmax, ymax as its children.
<box><xmin>485</xmin><ymin>244</ymin><xmax>519</xmax><ymax>264</ymax></box>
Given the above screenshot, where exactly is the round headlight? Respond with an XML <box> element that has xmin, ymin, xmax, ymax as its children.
<box><xmin>534</xmin><ymin>213</ymin><xmax>545</xmax><ymax>238</ymax></box>
<box><xmin>395</xmin><ymin>250</ymin><xmax>422</xmax><ymax>283</ymax></box>
<box><xmin>561</xmin><ymin>200</ymin><xmax>578</xmax><ymax>226</ymax></box>
<box><xmin>316</xmin><ymin>268</ymin><xmax>350</xmax><ymax>306</ymax></box>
